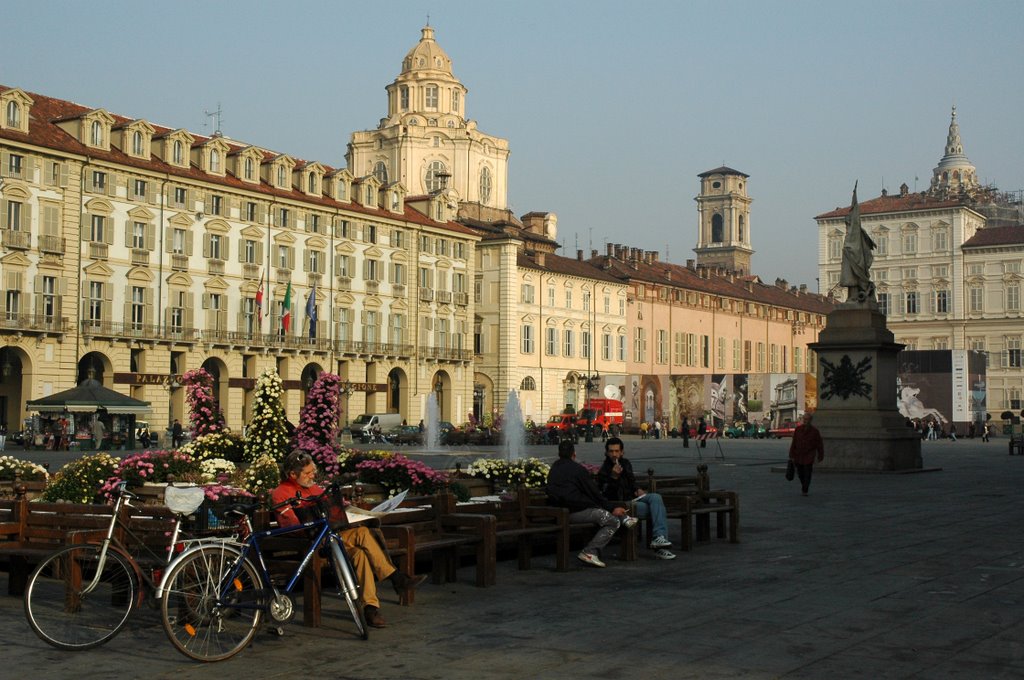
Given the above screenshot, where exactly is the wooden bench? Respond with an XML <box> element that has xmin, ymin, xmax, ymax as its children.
<box><xmin>631</xmin><ymin>466</ymin><xmax>740</xmax><ymax>551</ymax></box>
<box><xmin>379</xmin><ymin>493</ymin><xmax>496</xmax><ymax>601</ymax></box>
<box><xmin>524</xmin><ymin>488</ymin><xmax>638</xmax><ymax>562</ymax></box>
<box><xmin>452</xmin><ymin>487</ymin><xmax>570</xmax><ymax>572</ymax></box>
<box><xmin>0</xmin><ymin>486</ymin><xmax>117</xmax><ymax>595</ymax></box>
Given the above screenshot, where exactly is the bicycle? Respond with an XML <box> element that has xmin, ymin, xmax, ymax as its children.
<box><xmin>158</xmin><ymin>482</ymin><xmax>368</xmax><ymax>662</ymax></box>
<box><xmin>23</xmin><ymin>481</ymin><xmax>207</xmax><ymax>650</ymax></box>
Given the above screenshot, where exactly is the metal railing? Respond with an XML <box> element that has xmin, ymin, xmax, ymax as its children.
<box><xmin>436</xmin><ymin>290</ymin><xmax>452</xmax><ymax>304</ymax></box>
<box><xmin>419</xmin><ymin>289</ymin><xmax>433</xmax><ymax>302</ymax></box>
<box><xmin>0</xmin><ymin>313</ymin><xmax>68</xmax><ymax>333</ymax></box>
<box><xmin>170</xmin><ymin>254</ymin><xmax>189</xmax><ymax>271</ymax></box>
<box><xmin>1</xmin><ymin>229</ymin><xmax>31</xmax><ymax>250</ymax></box>
<box><xmin>38</xmin><ymin>235</ymin><xmax>65</xmax><ymax>254</ymax></box>
<box><xmin>88</xmin><ymin>242</ymin><xmax>108</xmax><ymax>260</ymax></box>
<box><xmin>130</xmin><ymin>249</ymin><xmax>150</xmax><ymax>266</ymax></box>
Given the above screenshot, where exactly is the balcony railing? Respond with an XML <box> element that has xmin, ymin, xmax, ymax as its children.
<box><xmin>243</xmin><ymin>264</ymin><xmax>261</xmax><ymax>280</ymax></box>
<box><xmin>419</xmin><ymin>289</ymin><xmax>433</xmax><ymax>302</ymax></box>
<box><xmin>0</xmin><ymin>313</ymin><xmax>68</xmax><ymax>333</ymax></box>
<box><xmin>421</xmin><ymin>345</ymin><xmax>471</xmax><ymax>361</ymax></box>
<box><xmin>130</xmin><ymin>249</ymin><xmax>150</xmax><ymax>266</ymax></box>
<box><xmin>337</xmin><ymin>277</ymin><xmax>352</xmax><ymax>292</ymax></box>
<box><xmin>392</xmin><ymin>284</ymin><xmax>406</xmax><ymax>298</ymax></box>
<box><xmin>88</xmin><ymin>242</ymin><xmax>108</xmax><ymax>260</ymax></box>
<box><xmin>307</xmin><ymin>272</ymin><xmax>323</xmax><ymax>287</ymax></box>
<box><xmin>207</xmin><ymin>259</ymin><xmax>225</xmax><ymax>276</ymax></box>
<box><xmin>436</xmin><ymin>290</ymin><xmax>452</xmax><ymax>304</ymax></box>
<box><xmin>170</xmin><ymin>254</ymin><xmax>189</xmax><ymax>271</ymax></box>
<box><xmin>276</xmin><ymin>267</ymin><xmax>292</xmax><ymax>282</ymax></box>
<box><xmin>38</xmin><ymin>234</ymin><xmax>65</xmax><ymax>254</ymax></box>
<box><xmin>365</xmin><ymin>280</ymin><xmax>379</xmax><ymax>294</ymax></box>
<box><xmin>454</xmin><ymin>291</ymin><xmax>469</xmax><ymax>306</ymax></box>
<box><xmin>1</xmin><ymin>229</ymin><xmax>31</xmax><ymax>250</ymax></box>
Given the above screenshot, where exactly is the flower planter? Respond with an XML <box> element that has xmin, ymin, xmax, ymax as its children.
<box><xmin>0</xmin><ymin>480</ymin><xmax>47</xmax><ymax>500</ymax></box>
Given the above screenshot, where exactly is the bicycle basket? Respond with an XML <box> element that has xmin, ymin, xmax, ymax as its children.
<box><xmin>294</xmin><ymin>485</ymin><xmax>350</xmax><ymax>531</ymax></box>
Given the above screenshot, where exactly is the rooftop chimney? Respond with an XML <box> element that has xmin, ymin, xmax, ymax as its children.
<box><xmin>686</xmin><ymin>259</ymin><xmax>695</xmax><ymax>270</ymax></box>
<box><xmin>606</xmin><ymin>243</ymin><xmax>615</xmax><ymax>257</ymax></box>
<box><xmin>591</xmin><ymin>249</ymin><xmax>598</xmax><ymax>259</ymax></box>
<box><xmin>577</xmin><ymin>249</ymin><xmax>583</xmax><ymax>261</ymax></box>
<box><xmin>536</xmin><ymin>252</ymin><xmax>545</xmax><ymax>266</ymax></box>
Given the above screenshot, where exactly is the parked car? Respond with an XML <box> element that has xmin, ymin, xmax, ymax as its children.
<box><xmin>385</xmin><ymin>425</ymin><xmax>423</xmax><ymax>446</ymax></box>
<box><xmin>769</xmin><ymin>421</ymin><xmax>798</xmax><ymax>438</ymax></box>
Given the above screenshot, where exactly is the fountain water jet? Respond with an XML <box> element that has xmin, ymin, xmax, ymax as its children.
<box><xmin>502</xmin><ymin>389</ymin><xmax>525</xmax><ymax>461</ymax></box>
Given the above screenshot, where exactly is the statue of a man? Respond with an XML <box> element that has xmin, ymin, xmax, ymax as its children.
<box><xmin>839</xmin><ymin>182</ymin><xmax>876</xmax><ymax>304</ymax></box>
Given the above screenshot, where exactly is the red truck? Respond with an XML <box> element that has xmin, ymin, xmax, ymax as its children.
<box><xmin>575</xmin><ymin>398</ymin><xmax>624</xmax><ymax>435</ymax></box>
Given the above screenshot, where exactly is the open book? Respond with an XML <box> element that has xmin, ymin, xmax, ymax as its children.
<box><xmin>345</xmin><ymin>488</ymin><xmax>410</xmax><ymax>524</ymax></box>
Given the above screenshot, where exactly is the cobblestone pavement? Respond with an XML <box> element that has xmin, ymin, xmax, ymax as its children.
<box><xmin>5</xmin><ymin>437</ymin><xmax>1024</xmax><ymax>679</ymax></box>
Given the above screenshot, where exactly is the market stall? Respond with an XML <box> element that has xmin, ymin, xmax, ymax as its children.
<box><xmin>25</xmin><ymin>379</ymin><xmax>151</xmax><ymax>450</ymax></box>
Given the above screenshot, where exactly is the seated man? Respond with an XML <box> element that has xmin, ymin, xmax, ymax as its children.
<box><xmin>597</xmin><ymin>437</ymin><xmax>675</xmax><ymax>560</ymax></box>
<box><xmin>546</xmin><ymin>439</ymin><xmax>627</xmax><ymax>568</ymax></box>
<box><xmin>271</xmin><ymin>450</ymin><xmax>425</xmax><ymax>628</ymax></box>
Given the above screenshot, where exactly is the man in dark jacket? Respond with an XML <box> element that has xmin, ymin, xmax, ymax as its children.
<box><xmin>546</xmin><ymin>439</ymin><xmax>626</xmax><ymax>568</ymax></box>
<box><xmin>597</xmin><ymin>437</ymin><xmax>675</xmax><ymax>559</ymax></box>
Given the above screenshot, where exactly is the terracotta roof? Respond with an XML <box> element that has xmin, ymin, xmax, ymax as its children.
<box><xmin>517</xmin><ymin>252</ymin><xmax>623</xmax><ymax>285</ymax></box>
<box><xmin>816</xmin><ymin>192</ymin><xmax>968</xmax><ymax>219</ymax></box>
<box><xmin>0</xmin><ymin>84</ymin><xmax>473</xmax><ymax>237</ymax></box>
<box><xmin>587</xmin><ymin>255</ymin><xmax>834</xmax><ymax>314</ymax></box>
<box><xmin>962</xmin><ymin>226</ymin><xmax>1024</xmax><ymax>248</ymax></box>
<box><xmin>698</xmin><ymin>166</ymin><xmax>748</xmax><ymax>178</ymax></box>
<box><xmin>457</xmin><ymin>217</ymin><xmax>558</xmax><ymax>246</ymax></box>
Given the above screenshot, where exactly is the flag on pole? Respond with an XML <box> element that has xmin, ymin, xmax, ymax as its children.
<box><xmin>306</xmin><ymin>284</ymin><xmax>318</xmax><ymax>339</ymax></box>
<box><xmin>282</xmin><ymin>282</ymin><xmax>293</xmax><ymax>333</ymax></box>
<box><xmin>254</xmin><ymin>271</ymin><xmax>264</xmax><ymax>330</ymax></box>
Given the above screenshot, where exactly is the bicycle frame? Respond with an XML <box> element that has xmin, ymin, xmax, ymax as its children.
<box><xmin>156</xmin><ymin>514</ymin><xmax>350</xmax><ymax>609</ymax></box>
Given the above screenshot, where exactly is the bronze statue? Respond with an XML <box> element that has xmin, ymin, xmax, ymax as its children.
<box><xmin>839</xmin><ymin>182</ymin><xmax>876</xmax><ymax>304</ymax></box>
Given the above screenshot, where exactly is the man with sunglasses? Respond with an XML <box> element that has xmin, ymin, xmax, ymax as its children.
<box><xmin>272</xmin><ymin>450</ymin><xmax>426</xmax><ymax>628</ymax></box>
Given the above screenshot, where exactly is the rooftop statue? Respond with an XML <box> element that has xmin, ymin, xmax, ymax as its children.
<box><xmin>839</xmin><ymin>182</ymin><xmax>876</xmax><ymax>305</ymax></box>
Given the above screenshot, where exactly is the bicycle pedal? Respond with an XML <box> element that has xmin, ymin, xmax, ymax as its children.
<box><xmin>267</xmin><ymin>626</ymin><xmax>285</xmax><ymax>637</ymax></box>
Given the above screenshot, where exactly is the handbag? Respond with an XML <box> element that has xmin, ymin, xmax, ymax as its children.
<box><xmin>785</xmin><ymin>460</ymin><xmax>795</xmax><ymax>481</ymax></box>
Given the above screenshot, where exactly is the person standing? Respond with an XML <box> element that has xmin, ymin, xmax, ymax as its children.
<box><xmin>653</xmin><ymin>420</ymin><xmax>662</xmax><ymax>440</ymax></box>
<box><xmin>697</xmin><ymin>417</ymin><xmax>708</xmax><ymax>448</ymax></box>
<box><xmin>0</xmin><ymin>424</ymin><xmax>6</xmax><ymax>451</ymax></box>
<box><xmin>91</xmin><ymin>418</ymin><xmax>106</xmax><ymax>450</ymax></box>
<box><xmin>171</xmin><ymin>419</ymin><xmax>183</xmax><ymax>448</ymax></box>
<box><xmin>948</xmin><ymin>424</ymin><xmax>958</xmax><ymax>442</ymax></box>
<box><xmin>681</xmin><ymin>416</ymin><xmax>690</xmax><ymax>448</ymax></box>
<box><xmin>639</xmin><ymin>421</ymin><xmax>648</xmax><ymax>440</ymax></box>
<box><xmin>546</xmin><ymin>439</ymin><xmax>627</xmax><ymax>568</ymax></box>
<box><xmin>597</xmin><ymin>437</ymin><xmax>675</xmax><ymax>559</ymax></box>
<box><xmin>982</xmin><ymin>423</ymin><xmax>990</xmax><ymax>443</ymax></box>
<box><xmin>789</xmin><ymin>412</ymin><xmax>824</xmax><ymax>496</ymax></box>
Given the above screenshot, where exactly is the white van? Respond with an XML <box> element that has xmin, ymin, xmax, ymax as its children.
<box><xmin>351</xmin><ymin>413</ymin><xmax>403</xmax><ymax>442</ymax></box>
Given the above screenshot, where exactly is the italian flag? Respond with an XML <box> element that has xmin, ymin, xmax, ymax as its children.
<box><xmin>282</xmin><ymin>282</ymin><xmax>293</xmax><ymax>333</ymax></box>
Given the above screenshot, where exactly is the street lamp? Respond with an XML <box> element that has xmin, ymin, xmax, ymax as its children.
<box><xmin>341</xmin><ymin>380</ymin><xmax>355</xmax><ymax>431</ymax></box>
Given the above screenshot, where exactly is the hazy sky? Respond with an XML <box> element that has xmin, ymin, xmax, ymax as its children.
<box><xmin>5</xmin><ymin>0</ymin><xmax>1023</xmax><ymax>288</ymax></box>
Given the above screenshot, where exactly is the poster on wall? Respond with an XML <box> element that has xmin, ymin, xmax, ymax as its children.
<box><xmin>897</xmin><ymin>351</ymin><xmax>952</xmax><ymax>425</ymax></box>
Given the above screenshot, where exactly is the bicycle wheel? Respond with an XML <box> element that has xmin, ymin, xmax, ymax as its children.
<box><xmin>24</xmin><ymin>544</ymin><xmax>137</xmax><ymax>650</ymax></box>
<box><xmin>161</xmin><ymin>545</ymin><xmax>262</xmax><ymax>662</ymax></box>
<box><xmin>328</xmin><ymin>537</ymin><xmax>368</xmax><ymax>640</ymax></box>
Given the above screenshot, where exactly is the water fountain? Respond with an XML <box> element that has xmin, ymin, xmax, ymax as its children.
<box><xmin>502</xmin><ymin>389</ymin><xmax>525</xmax><ymax>461</ymax></box>
<box><xmin>423</xmin><ymin>392</ymin><xmax>441</xmax><ymax>450</ymax></box>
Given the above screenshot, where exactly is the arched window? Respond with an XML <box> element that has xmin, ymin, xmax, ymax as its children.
<box><xmin>210</xmin><ymin>149</ymin><xmax>220</xmax><ymax>172</ymax></box>
<box><xmin>244</xmin><ymin>157</ymin><xmax>254</xmax><ymax>180</ymax></box>
<box><xmin>373</xmin><ymin>161</ymin><xmax>388</xmax><ymax>184</ymax></box>
<box><xmin>173</xmin><ymin>140</ymin><xmax>183</xmax><ymax>165</ymax></box>
<box><xmin>6</xmin><ymin>101</ymin><xmax>19</xmax><ymax>127</ymax></box>
<box><xmin>132</xmin><ymin>130</ymin><xmax>143</xmax><ymax>155</ymax></box>
<box><xmin>91</xmin><ymin>120</ymin><xmax>103</xmax><ymax>146</ymax></box>
<box><xmin>738</xmin><ymin>214</ymin><xmax>745</xmax><ymax>242</ymax></box>
<box><xmin>425</xmin><ymin>160</ymin><xmax>448</xmax><ymax>193</ymax></box>
<box><xmin>711</xmin><ymin>214</ymin><xmax>724</xmax><ymax>243</ymax></box>
<box><xmin>520</xmin><ymin>376</ymin><xmax>536</xmax><ymax>391</ymax></box>
<box><xmin>479</xmin><ymin>166</ymin><xmax>492</xmax><ymax>205</ymax></box>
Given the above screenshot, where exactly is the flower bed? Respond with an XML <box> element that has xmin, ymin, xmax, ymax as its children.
<box><xmin>354</xmin><ymin>453</ymin><xmax>448</xmax><ymax>497</ymax></box>
<box><xmin>466</xmin><ymin>457</ymin><xmax>550</xmax><ymax>489</ymax></box>
<box><xmin>0</xmin><ymin>454</ymin><xmax>49</xmax><ymax>482</ymax></box>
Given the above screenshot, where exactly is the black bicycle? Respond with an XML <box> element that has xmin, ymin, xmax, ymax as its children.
<box><xmin>158</xmin><ymin>483</ymin><xmax>368</xmax><ymax>662</ymax></box>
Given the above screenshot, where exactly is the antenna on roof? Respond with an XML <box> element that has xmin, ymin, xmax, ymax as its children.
<box><xmin>665</xmin><ymin>243</ymin><xmax>670</xmax><ymax>261</ymax></box>
<box><xmin>588</xmin><ymin>227</ymin><xmax>592</xmax><ymax>253</ymax></box>
<box><xmin>204</xmin><ymin>103</ymin><xmax>224</xmax><ymax>137</ymax></box>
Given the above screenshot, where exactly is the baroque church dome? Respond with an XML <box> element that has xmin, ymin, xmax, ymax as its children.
<box><xmin>401</xmin><ymin>26</ymin><xmax>453</xmax><ymax>76</ymax></box>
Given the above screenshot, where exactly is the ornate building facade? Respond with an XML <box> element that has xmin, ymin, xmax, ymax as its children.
<box><xmin>0</xmin><ymin>75</ymin><xmax>477</xmax><ymax>433</ymax></box>
<box><xmin>817</xmin><ymin>108</ymin><xmax>1024</xmax><ymax>416</ymax></box>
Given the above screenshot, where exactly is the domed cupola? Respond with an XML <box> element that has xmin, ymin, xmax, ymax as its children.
<box><xmin>929</xmin><ymin>106</ymin><xmax>979</xmax><ymax>198</ymax></box>
<box><xmin>401</xmin><ymin>25</ymin><xmax>453</xmax><ymax>75</ymax></box>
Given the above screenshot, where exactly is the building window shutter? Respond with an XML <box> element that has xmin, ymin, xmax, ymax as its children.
<box><xmin>144</xmin><ymin>287</ymin><xmax>154</xmax><ymax>325</ymax></box>
<box><xmin>146</xmin><ymin>224</ymin><xmax>156</xmax><ymax>251</ymax></box>
<box><xmin>256</xmin><ymin>242</ymin><xmax>264</xmax><ymax>262</ymax></box>
<box><xmin>107</xmin><ymin>173</ymin><xmax>118</xmax><ymax>197</ymax></box>
<box><xmin>103</xmin><ymin>218</ymin><xmax>113</xmax><ymax>245</ymax></box>
<box><xmin>303</xmin><ymin>249</ymin><xmax>311</xmax><ymax>272</ymax></box>
<box><xmin>202</xmin><ymin>234</ymin><xmax>210</xmax><ymax>258</ymax></box>
<box><xmin>185</xmin><ymin>231</ymin><xmax>194</xmax><ymax>256</ymax></box>
<box><xmin>287</xmin><ymin>247</ymin><xmax>295</xmax><ymax>270</ymax></box>
<box><xmin>124</xmin><ymin>222</ymin><xmax>132</xmax><ymax>247</ymax></box>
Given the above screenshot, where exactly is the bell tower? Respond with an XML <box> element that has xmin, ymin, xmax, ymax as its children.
<box><xmin>694</xmin><ymin>166</ymin><xmax>754</xmax><ymax>275</ymax></box>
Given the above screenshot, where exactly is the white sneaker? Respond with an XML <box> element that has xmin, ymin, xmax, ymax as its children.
<box><xmin>577</xmin><ymin>551</ymin><xmax>607</xmax><ymax>568</ymax></box>
<box><xmin>653</xmin><ymin>548</ymin><xmax>676</xmax><ymax>560</ymax></box>
<box><xmin>621</xmin><ymin>516</ymin><xmax>639</xmax><ymax>529</ymax></box>
<box><xmin>650</xmin><ymin>535</ymin><xmax>672</xmax><ymax>549</ymax></box>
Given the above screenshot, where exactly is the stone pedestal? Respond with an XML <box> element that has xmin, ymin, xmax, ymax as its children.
<box><xmin>809</xmin><ymin>306</ymin><xmax>922</xmax><ymax>471</ymax></box>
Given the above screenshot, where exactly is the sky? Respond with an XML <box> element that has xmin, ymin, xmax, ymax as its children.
<box><xmin>4</xmin><ymin>0</ymin><xmax>1023</xmax><ymax>289</ymax></box>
